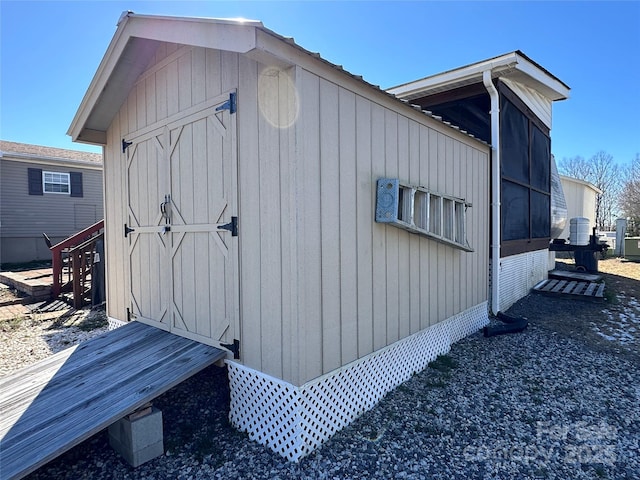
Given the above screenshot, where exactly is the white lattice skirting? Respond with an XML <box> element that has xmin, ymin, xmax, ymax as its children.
<box><xmin>227</xmin><ymin>301</ymin><xmax>488</xmax><ymax>462</ymax></box>
<box><xmin>107</xmin><ymin>317</ymin><xmax>127</xmax><ymax>330</ymax></box>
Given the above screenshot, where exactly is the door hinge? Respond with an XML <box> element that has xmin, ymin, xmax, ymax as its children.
<box><xmin>218</xmin><ymin>216</ymin><xmax>238</xmax><ymax>237</ymax></box>
<box><xmin>221</xmin><ymin>339</ymin><xmax>240</xmax><ymax>359</ymax></box>
<box><xmin>215</xmin><ymin>92</ymin><xmax>237</xmax><ymax>114</ymax></box>
<box><xmin>122</xmin><ymin>139</ymin><xmax>133</xmax><ymax>153</ymax></box>
<box><xmin>124</xmin><ymin>224</ymin><xmax>135</xmax><ymax>237</ymax></box>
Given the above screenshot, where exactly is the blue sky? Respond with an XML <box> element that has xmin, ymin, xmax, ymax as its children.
<box><xmin>1</xmin><ymin>1</ymin><xmax>639</xmax><ymax>166</ymax></box>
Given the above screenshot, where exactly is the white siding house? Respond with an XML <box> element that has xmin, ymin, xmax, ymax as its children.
<box><xmin>69</xmin><ymin>13</ymin><xmax>494</xmax><ymax>460</ymax></box>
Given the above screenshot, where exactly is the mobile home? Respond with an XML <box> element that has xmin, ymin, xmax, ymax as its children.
<box><xmin>0</xmin><ymin>141</ymin><xmax>103</xmax><ymax>264</ymax></box>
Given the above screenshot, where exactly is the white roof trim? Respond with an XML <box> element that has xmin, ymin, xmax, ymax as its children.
<box><xmin>559</xmin><ymin>175</ymin><xmax>602</xmax><ymax>195</ymax></box>
<box><xmin>69</xmin><ymin>13</ymin><xmax>491</xmax><ymax>148</ymax></box>
<box><xmin>68</xmin><ymin>13</ymin><xmax>262</xmax><ymax>144</ymax></box>
<box><xmin>1</xmin><ymin>152</ymin><xmax>103</xmax><ymax>170</ymax></box>
<box><xmin>388</xmin><ymin>51</ymin><xmax>570</xmax><ymax>103</ymax></box>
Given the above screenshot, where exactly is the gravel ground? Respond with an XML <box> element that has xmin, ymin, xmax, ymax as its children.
<box><xmin>0</xmin><ymin>304</ymin><xmax>108</xmax><ymax>377</ymax></box>
<box><xmin>2</xmin><ymin>259</ymin><xmax>639</xmax><ymax>480</ymax></box>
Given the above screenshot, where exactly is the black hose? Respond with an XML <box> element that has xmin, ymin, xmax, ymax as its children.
<box><xmin>483</xmin><ymin>312</ymin><xmax>528</xmax><ymax>337</ymax></box>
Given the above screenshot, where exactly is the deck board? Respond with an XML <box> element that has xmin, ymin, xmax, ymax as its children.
<box><xmin>0</xmin><ymin>321</ymin><xmax>226</xmax><ymax>480</ymax></box>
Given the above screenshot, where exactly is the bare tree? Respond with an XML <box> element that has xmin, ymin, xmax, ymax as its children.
<box><xmin>620</xmin><ymin>154</ymin><xmax>640</xmax><ymax>235</ymax></box>
<box><xmin>559</xmin><ymin>155</ymin><xmax>591</xmax><ymax>179</ymax></box>
<box><xmin>590</xmin><ymin>151</ymin><xmax>622</xmax><ymax>230</ymax></box>
<box><xmin>558</xmin><ymin>151</ymin><xmax>623</xmax><ymax>230</ymax></box>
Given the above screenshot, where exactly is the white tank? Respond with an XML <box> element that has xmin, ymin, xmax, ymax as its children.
<box><xmin>569</xmin><ymin>217</ymin><xmax>590</xmax><ymax>245</ymax></box>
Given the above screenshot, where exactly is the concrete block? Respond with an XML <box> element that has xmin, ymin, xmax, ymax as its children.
<box><xmin>108</xmin><ymin>408</ymin><xmax>164</xmax><ymax>467</ymax></box>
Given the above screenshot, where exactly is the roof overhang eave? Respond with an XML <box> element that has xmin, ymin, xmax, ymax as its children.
<box><xmin>68</xmin><ymin>13</ymin><xmax>262</xmax><ymax>145</ymax></box>
<box><xmin>388</xmin><ymin>51</ymin><xmax>570</xmax><ymax>103</ymax></box>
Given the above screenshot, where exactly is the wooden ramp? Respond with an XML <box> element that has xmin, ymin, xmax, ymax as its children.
<box><xmin>532</xmin><ymin>278</ymin><xmax>606</xmax><ymax>300</ymax></box>
<box><xmin>0</xmin><ymin>322</ymin><xmax>226</xmax><ymax>480</ymax></box>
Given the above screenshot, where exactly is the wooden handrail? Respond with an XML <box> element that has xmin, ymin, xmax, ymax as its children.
<box><xmin>50</xmin><ymin>220</ymin><xmax>104</xmax><ymax>253</ymax></box>
<box><xmin>50</xmin><ymin>220</ymin><xmax>104</xmax><ymax>298</ymax></box>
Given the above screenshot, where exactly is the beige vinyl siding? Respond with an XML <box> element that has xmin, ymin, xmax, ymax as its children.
<box><xmin>104</xmin><ymin>117</ymin><xmax>128</xmax><ymax>322</ymax></box>
<box><xmin>0</xmin><ymin>158</ymin><xmax>102</xmax><ymax>239</ymax></box>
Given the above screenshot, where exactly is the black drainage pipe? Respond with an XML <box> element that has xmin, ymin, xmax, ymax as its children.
<box><xmin>483</xmin><ymin>312</ymin><xmax>528</xmax><ymax>337</ymax></box>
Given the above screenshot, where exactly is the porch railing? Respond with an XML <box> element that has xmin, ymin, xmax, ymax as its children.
<box><xmin>50</xmin><ymin>220</ymin><xmax>104</xmax><ymax>307</ymax></box>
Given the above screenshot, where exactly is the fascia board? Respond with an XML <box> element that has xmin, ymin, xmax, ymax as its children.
<box><xmin>68</xmin><ymin>14</ymin><xmax>260</xmax><ymax>143</ymax></box>
<box><xmin>388</xmin><ymin>54</ymin><xmax>519</xmax><ymax>100</ymax></box>
<box><xmin>244</xmin><ymin>28</ymin><xmax>299</xmax><ymax>68</ymax></box>
<box><xmin>512</xmin><ymin>55</ymin><xmax>570</xmax><ymax>101</ymax></box>
<box><xmin>123</xmin><ymin>15</ymin><xmax>258</xmax><ymax>53</ymax></box>
<box><xmin>1</xmin><ymin>153</ymin><xmax>103</xmax><ymax>170</ymax></box>
<box><xmin>389</xmin><ymin>52</ymin><xmax>570</xmax><ymax>103</ymax></box>
<box><xmin>559</xmin><ymin>175</ymin><xmax>602</xmax><ymax>194</ymax></box>
<box><xmin>67</xmin><ymin>15</ymin><xmax>133</xmax><ymax>142</ymax></box>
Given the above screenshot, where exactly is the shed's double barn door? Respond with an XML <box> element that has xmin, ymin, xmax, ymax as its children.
<box><xmin>125</xmin><ymin>93</ymin><xmax>239</xmax><ymax>350</ymax></box>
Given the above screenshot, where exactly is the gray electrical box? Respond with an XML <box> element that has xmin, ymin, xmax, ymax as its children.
<box><xmin>375</xmin><ymin>178</ymin><xmax>400</xmax><ymax>223</ymax></box>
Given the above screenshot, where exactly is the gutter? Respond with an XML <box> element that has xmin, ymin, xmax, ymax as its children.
<box><xmin>483</xmin><ymin>70</ymin><xmax>501</xmax><ymax>315</ymax></box>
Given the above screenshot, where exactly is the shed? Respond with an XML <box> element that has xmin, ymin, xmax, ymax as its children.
<box><xmin>0</xmin><ymin>140</ymin><xmax>103</xmax><ymax>265</ymax></box>
<box><xmin>69</xmin><ymin>12</ymin><xmax>492</xmax><ymax>460</ymax></box>
<box><xmin>389</xmin><ymin>52</ymin><xmax>571</xmax><ymax>312</ymax></box>
<box><xmin>558</xmin><ymin>175</ymin><xmax>601</xmax><ymax>241</ymax></box>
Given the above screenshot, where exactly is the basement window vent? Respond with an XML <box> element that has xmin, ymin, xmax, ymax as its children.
<box><xmin>375</xmin><ymin>178</ymin><xmax>473</xmax><ymax>252</ymax></box>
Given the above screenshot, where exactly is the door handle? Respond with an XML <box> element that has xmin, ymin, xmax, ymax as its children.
<box><xmin>160</xmin><ymin>194</ymin><xmax>171</xmax><ymax>224</ymax></box>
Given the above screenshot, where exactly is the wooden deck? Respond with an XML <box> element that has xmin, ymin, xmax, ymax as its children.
<box><xmin>0</xmin><ymin>321</ymin><xmax>226</xmax><ymax>480</ymax></box>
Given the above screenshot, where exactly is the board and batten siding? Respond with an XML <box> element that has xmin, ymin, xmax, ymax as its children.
<box><xmin>102</xmin><ymin>39</ymin><xmax>489</xmax><ymax>386</ymax></box>
<box><xmin>288</xmin><ymin>66</ymin><xmax>490</xmax><ymax>385</ymax></box>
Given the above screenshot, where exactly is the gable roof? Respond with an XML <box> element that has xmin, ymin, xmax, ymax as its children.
<box><xmin>387</xmin><ymin>50</ymin><xmax>570</xmax><ymax>103</ymax></box>
<box><xmin>68</xmin><ymin>12</ymin><xmax>489</xmax><ymax>147</ymax></box>
<box><xmin>68</xmin><ymin>13</ymin><xmax>265</xmax><ymax>145</ymax></box>
<box><xmin>560</xmin><ymin>174</ymin><xmax>602</xmax><ymax>195</ymax></box>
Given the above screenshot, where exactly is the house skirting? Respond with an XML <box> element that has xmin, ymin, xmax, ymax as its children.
<box><xmin>0</xmin><ymin>236</ymin><xmax>59</xmax><ymax>265</ymax></box>
<box><xmin>497</xmin><ymin>249</ymin><xmax>549</xmax><ymax>311</ymax></box>
<box><xmin>108</xmin><ymin>317</ymin><xmax>127</xmax><ymax>330</ymax></box>
<box><xmin>226</xmin><ymin>301</ymin><xmax>489</xmax><ymax>461</ymax></box>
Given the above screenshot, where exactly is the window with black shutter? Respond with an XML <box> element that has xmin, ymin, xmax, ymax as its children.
<box><xmin>28</xmin><ymin>168</ymin><xmax>44</xmax><ymax>195</ymax></box>
<box><xmin>70</xmin><ymin>172</ymin><xmax>83</xmax><ymax>197</ymax></box>
<box><xmin>28</xmin><ymin>169</ymin><xmax>83</xmax><ymax>196</ymax></box>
